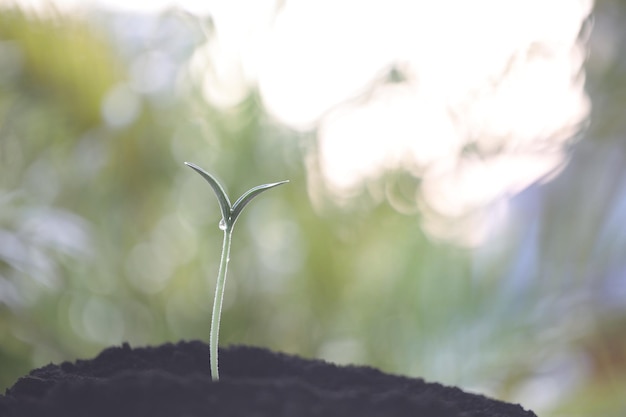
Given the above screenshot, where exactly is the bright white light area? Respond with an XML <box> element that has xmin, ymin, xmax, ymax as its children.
<box><xmin>255</xmin><ymin>0</ymin><xmax>592</xmax><ymax>245</ymax></box>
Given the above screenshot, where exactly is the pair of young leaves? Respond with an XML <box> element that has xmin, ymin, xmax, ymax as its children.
<box><xmin>185</xmin><ymin>162</ymin><xmax>289</xmax><ymax>233</ymax></box>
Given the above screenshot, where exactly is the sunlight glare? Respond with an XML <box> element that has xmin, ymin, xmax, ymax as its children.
<box><xmin>256</xmin><ymin>0</ymin><xmax>592</xmax><ymax>244</ymax></box>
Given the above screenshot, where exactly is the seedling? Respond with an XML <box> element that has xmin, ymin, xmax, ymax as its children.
<box><xmin>185</xmin><ymin>162</ymin><xmax>289</xmax><ymax>381</ymax></box>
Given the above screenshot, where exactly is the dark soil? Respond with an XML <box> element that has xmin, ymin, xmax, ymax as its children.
<box><xmin>0</xmin><ymin>340</ymin><xmax>536</xmax><ymax>417</ymax></box>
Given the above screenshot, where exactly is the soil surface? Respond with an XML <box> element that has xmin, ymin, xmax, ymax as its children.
<box><xmin>0</xmin><ymin>340</ymin><xmax>536</xmax><ymax>417</ymax></box>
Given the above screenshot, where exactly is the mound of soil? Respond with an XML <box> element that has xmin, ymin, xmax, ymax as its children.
<box><xmin>0</xmin><ymin>340</ymin><xmax>536</xmax><ymax>417</ymax></box>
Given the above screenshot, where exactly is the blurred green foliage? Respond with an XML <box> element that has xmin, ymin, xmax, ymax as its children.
<box><xmin>0</xmin><ymin>3</ymin><xmax>625</xmax><ymax>417</ymax></box>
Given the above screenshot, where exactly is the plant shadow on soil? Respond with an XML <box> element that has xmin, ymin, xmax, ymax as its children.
<box><xmin>0</xmin><ymin>340</ymin><xmax>537</xmax><ymax>417</ymax></box>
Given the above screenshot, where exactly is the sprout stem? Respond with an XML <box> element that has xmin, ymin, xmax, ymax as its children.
<box><xmin>184</xmin><ymin>162</ymin><xmax>287</xmax><ymax>382</ymax></box>
<box><xmin>210</xmin><ymin>227</ymin><xmax>232</xmax><ymax>381</ymax></box>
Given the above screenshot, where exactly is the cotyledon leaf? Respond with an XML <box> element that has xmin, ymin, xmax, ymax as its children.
<box><xmin>230</xmin><ymin>180</ymin><xmax>290</xmax><ymax>229</ymax></box>
<box><xmin>185</xmin><ymin>162</ymin><xmax>232</xmax><ymax>226</ymax></box>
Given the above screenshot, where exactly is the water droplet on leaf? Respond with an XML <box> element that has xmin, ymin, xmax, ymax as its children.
<box><xmin>218</xmin><ymin>218</ymin><xmax>227</xmax><ymax>230</ymax></box>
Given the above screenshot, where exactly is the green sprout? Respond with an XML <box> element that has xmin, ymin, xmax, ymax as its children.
<box><xmin>185</xmin><ymin>162</ymin><xmax>289</xmax><ymax>381</ymax></box>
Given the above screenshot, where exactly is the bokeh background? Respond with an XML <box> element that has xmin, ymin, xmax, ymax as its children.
<box><xmin>0</xmin><ymin>0</ymin><xmax>624</xmax><ymax>415</ymax></box>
